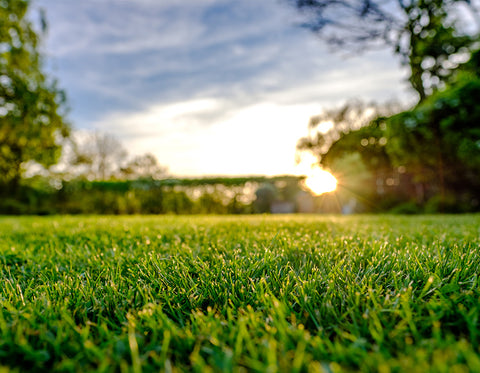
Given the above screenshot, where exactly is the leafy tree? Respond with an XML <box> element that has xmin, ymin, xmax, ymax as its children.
<box><xmin>292</xmin><ymin>0</ymin><xmax>480</xmax><ymax>210</ymax></box>
<box><xmin>290</xmin><ymin>0</ymin><xmax>479</xmax><ymax>101</ymax></box>
<box><xmin>301</xmin><ymin>50</ymin><xmax>480</xmax><ymax>211</ymax></box>
<box><xmin>0</xmin><ymin>0</ymin><xmax>69</xmax><ymax>193</ymax></box>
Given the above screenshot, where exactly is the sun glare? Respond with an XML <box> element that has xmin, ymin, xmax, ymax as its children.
<box><xmin>304</xmin><ymin>168</ymin><xmax>338</xmax><ymax>195</ymax></box>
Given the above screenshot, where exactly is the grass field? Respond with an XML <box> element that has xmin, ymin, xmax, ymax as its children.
<box><xmin>0</xmin><ymin>214</ymin><xmax>479</xmax><ymax>372</ymax></box>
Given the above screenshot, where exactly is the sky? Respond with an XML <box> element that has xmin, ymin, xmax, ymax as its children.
<box><xmin>32</xmin><ymin>0</ymin><xmax>414</xmax><ymax>177</ymax></box>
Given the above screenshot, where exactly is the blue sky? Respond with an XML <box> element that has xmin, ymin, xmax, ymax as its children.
<box><xmin>33</xmin><ymin>0</ymin><xmax>413</xmax><ymax>176</ymax></box>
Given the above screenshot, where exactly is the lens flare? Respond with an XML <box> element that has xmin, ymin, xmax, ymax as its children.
<box><xmin>304</xmin><ymin>168</ymin><xmax>337</xmax><ymax>195</ymax></box>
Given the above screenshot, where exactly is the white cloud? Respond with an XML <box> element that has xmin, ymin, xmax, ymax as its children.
<box><xmin>89</xmin><ymin>97</ymin><xmax>323</xmax><ymax>176</ymax></box>
<box><xmin>91</xmin><ymin>98</ymin><xmax>226</xmax><ymax>137</ymax></box>
<box><xmin>31</xmin><ymin>0</ymin><xmax>416</xmax><ymax>176</ymax></box>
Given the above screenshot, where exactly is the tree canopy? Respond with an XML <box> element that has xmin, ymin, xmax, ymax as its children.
<box><xmin>292</xmin><ymin>0</ymin><xmax>480</xmax><ymax>211</ymax></box>
<box><xmin>290</xmin><ymin>0</ymin><xmax>479</xmax><ymax>101</ymax></box>
<box><xmin>0</xmin><ymin>0</ymin><xmax>69</xmax><ymax>193</ymax></box>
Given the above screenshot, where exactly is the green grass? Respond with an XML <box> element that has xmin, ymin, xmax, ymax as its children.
<box><xmin>0</xmin><ymin>214</ymin><xmax>479</xmax><ymax>372</ymax></box>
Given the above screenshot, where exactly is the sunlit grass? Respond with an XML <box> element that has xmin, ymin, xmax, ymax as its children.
<box><xmin>1</xmin><ymin>214</ymin><xmax>479</xmax><ymax>372</ymax></box>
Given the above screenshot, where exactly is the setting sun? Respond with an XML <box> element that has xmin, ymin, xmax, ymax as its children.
<box><xmin>304</xmin><ymin>168</ymin><xmax>338</xmax><ymax>195</ymax></box>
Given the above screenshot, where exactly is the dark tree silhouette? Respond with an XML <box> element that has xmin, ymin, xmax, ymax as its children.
<box><xmin>290</xmin><ymin>0</ymin><xmax>479</xmax><ymax>101</ymax></box>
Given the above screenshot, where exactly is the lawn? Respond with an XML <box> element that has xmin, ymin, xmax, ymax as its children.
<box><xmin>0</xmin><ymin>214</ymin><xmax>479</xmax><ymax>372</ymax></box>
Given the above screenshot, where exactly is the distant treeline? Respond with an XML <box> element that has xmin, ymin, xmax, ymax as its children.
<box><xmin>2</xmin><ymin>172</ymin><xmax>475</xmax><ymax>215</ymax></box>
<box><xmin>0</xmin><ymin>176</ymin><xmax>313</xmax><ymax>215</ymax></box>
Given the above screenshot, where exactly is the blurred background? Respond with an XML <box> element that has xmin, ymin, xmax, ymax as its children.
<box><xmin>1</xmin><ymin>0</ymin><xmax>479</xmax><ymax>214</ymax></box>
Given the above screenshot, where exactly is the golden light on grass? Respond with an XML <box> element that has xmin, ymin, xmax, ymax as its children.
<box><xmin>304</xmin><ymin>168</ymin><xmax>338</xmax><ymax>195</ymax></box>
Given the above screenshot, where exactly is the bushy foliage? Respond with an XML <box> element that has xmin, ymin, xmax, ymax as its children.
<box><xmin>386</xmin><ymin>73</ymin><xmax>480</xmax><ymax>206</ymax></box>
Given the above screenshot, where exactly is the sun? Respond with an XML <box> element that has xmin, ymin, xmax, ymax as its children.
<box><xmin>304</xmin><ymin>168</ymin><xmax>338</xmax><ymax>195</ymax></box>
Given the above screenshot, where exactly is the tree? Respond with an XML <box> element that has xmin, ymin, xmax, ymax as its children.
<box><xmin>290</xmin><ymin>0</ymin><xmax>479</xmax><ymax>101</ymax></box>
<box><xmin>292</xmin><ymin>0</ymin><xmax>480</xmax><ymax>211</ymax></box>
<box><xmin>297</xmin><ymin>100</ymin><xmax>400</xmax><ymax>165</ymax></box>
<box><xmin>0</xmin><ymin>0</ymin><xmax>69</xmax><ymax>193</ymax></box>
<box><xmin>120</xmin><ymin>153</ymin><xmax>167</xmax><ymax>180</ymax></box>
<box><xmin>70</xmin><ymin>132</ymin><xmax>128</xmax><ymax>180</ymax></box>
<box><xmin>297</xmin><ymin>100</ymin><xmax>383</xmax><ymax>157</ymax></box>
<box><xmin>300</xmin><ymin>50</ymin><xmax>480</xmax><ymax>211</ymax></box>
